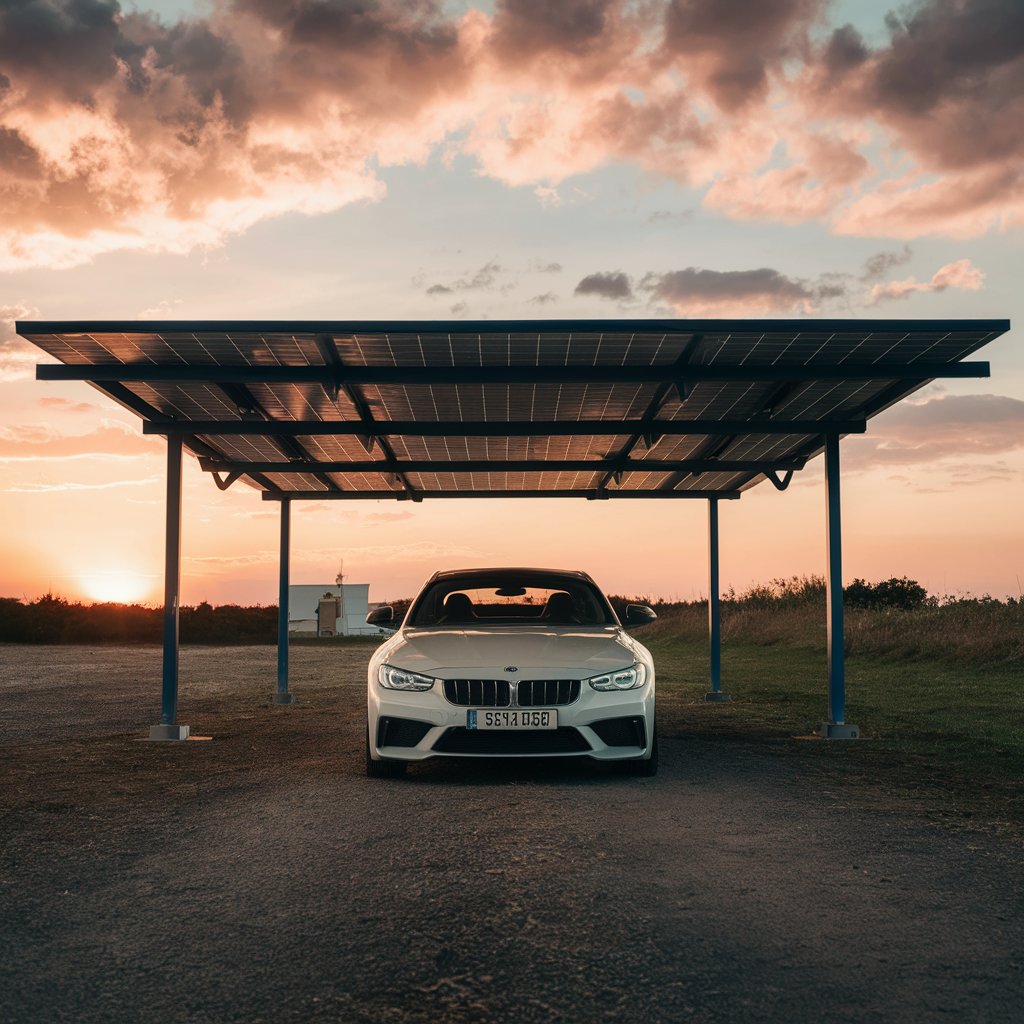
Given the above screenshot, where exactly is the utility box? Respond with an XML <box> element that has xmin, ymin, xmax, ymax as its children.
<box><xmin>317</xmin><ymin>595</ymin><xmax>340</xmax><ymax>636</ymax></box>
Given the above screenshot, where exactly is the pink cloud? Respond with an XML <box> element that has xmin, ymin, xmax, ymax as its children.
<box><xmin>844</xmin><ymin>393</ymin><xmax>1024</xmax><ymax>468</ymax></box>
<box><xmin>0</xmin><ymin>0</ymin><xmax>1022</xmax><ymax>264</ymax></box>
<box><xmin>870</xmin><ymin>258</ymin><xmax>984</xmax><ymax>303</ymax></box>
<box><xmin>0</xmin><ymin>421</ymin><xmax>160</xmax><ymax>459</ymax></box>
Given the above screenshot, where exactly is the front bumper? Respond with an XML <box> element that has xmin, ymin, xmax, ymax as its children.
<box><xmin>367</xmin><ymin>678</ymin><xmax>655</xmax><ymax>762</ymax></box>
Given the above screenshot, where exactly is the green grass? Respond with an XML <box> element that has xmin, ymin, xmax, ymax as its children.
<box><xmin>645</xmin><ymin>631</ymin><xmax>1024</xmax><ymax>823</ymax></box>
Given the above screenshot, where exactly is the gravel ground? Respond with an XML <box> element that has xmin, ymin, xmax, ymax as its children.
<box><xmin>1</xmin><ymin>643</ymin><xmax>1022</xmax><ymax>1023</ymax></box>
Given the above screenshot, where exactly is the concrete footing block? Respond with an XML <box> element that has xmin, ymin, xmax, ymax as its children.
<box><xmin>817</xmin><ymin>721</ymin><xmax>860</xmax><ymax>739</ymax></box>
<box><xmin>148</xmin><ymin>724</ymin><xmax>191</xmax><ymax>741</ymax></box>
<box><xmin>273</xmin><ymin>692</ymin><xmax>296</xmax><ymax>705</ymax></box>
<box><xmin>704</xmin><ymin>691</ymin><xmax>732</xmax><ymax>703</ymax></box>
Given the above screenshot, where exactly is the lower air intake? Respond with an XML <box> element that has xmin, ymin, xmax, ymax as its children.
<box><xmin>589</xmin><ymin>716</ymin><xmax>647</xmax><ymax>748</ymax></box>
<box><xmin>377</xmin><ymin>717</ymin><xmax>433</xmax><ymax>748</ymax></box>
<box><xmin>432</xmin><ymin>727</ymin><xmax>592</xmax><ymax>755</ymax></box>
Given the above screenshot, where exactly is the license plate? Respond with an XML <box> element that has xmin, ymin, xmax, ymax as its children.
<box><xmin>467</xmin><ymin>709</ymin><xmax>557</xmax><ymax>730</ymax></box>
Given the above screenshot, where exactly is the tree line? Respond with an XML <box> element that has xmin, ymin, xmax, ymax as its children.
<box><xmin>0</xmin><ymin>595</ymin><xmax>277</xmax><ymax>644</ymax></box>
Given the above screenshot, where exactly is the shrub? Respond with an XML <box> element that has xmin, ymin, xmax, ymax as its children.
<box><xmin>846</xmin><ymin>577</ymin><xmax>930</xmax><ymax>611</ymax></box>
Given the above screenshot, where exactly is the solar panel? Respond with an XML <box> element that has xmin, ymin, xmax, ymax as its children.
<box><xmin>19</xmin><ymin>318</ymin><xmax>1008</xmax><ymax>501</ymax></box>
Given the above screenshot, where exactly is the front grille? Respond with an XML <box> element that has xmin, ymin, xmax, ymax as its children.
<box><xmin>444</xmin><ymin>679</ymin><xmax>511</xmax><ymax>707</ymax></box>
<box><xmin>442</xmin><ymin>679</ymin><xmax>581</xmax><ymax>707</ymax></box>
<box><xmin>432</xmin><ymin>727</ymin><xmax>592</xmax><ymax>755</ymax></box>
<box><xmin>516</xmin><ymin>680</ymin><xmax>581</xmax><ymax>707</ymax></box>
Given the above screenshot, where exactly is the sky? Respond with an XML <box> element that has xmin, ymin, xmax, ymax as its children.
<box><xmin>0</xmin><ymin>0</ymin><xmax>1021</xmax><ymax>606</ymax></box>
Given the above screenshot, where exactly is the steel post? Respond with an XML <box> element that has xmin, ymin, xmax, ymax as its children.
<box><xmin>149</xmin><ymin>434</ymin><xmax>189</xmax><ymax>740</ymax></box>
<box><xmin>705</xmin><ymin>498</ymin><xmax>730</xmax><ymax>702</ymax></box>
<box><xmin>819</xmin><ymin>434</ymin><xmax>859</xmax><ymax>739</ymax></box>
<box><xmin>275</xmin><ymin>499</ymin><xmax>295</xmax><ymax>704</ymax></box>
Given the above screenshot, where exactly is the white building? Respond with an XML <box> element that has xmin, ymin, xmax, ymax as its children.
<box><xmin>288</xmin><ymin>583</ymin><xmax>378</xmax><ymax>636</ymax></box>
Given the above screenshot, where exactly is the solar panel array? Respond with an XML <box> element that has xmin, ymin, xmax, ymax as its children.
<box><xmin>20</xmin><ymin>319</ymin><xmax>1007</xmax><ymax>501</ymax></box>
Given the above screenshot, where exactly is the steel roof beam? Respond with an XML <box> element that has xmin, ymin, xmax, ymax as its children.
<box><xmin>145</xmin><ymin>418</ymin><xmax>866</xmax><ymax>437</ymax></box>
<box><xmin>197</xmin><ymin>457</ymin><xmax>808</xmax><ymax>475</ymax></box>
<box><xmin>314</xmin><ymin>333</ymin><xmax>419</xmax><ymax>501</ymax></box>
<box><xmin>88</xmin><ymin>382</ymin><xmax>278</xmax><ymax>492</ymax></box>
<box><xmin>36</xmin><ymin>362</ymin><xmax>991</xmax><ymax>385</ymax></box>
<box><xmin>216</xmin><ymin>381</ymin><xmax>342</xmax><ymax>494</ymax></box>
<box><xmin>259</xmin><ymin>489</ymin><xmax>743</xmax><ymax>501</ymax></box>
<box><xmin>596</xmin><ymin>333</ymin><xmax>707</xmax><ymax>493</ymax></box>
<box><xmin>18</xmin><ymin>316</ymin><xmax>1012</xmax><ymax>336</ymax></box>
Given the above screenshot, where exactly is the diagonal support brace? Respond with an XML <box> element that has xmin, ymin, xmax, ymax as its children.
<box><xmin>765</xmin><ymin>469</ymin><xmax>795</xmax><ymax>491</ymax></box>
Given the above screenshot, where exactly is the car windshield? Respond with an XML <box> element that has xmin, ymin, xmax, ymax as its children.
<box><xmin>408</xmin><ymin>571</ymin><xmax>616</xmax><ymax>628</ymax></box>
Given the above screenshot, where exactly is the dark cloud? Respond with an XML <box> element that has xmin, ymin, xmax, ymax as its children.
<box><xmin>648</xmin><ymin>209</ymin><xmax>694</xmax><ymax>224</ymax></box>
<box><xmin>528</xmin><ymin>292</ymin><xmax>558</xmax><ymax>305</ymax></box>
<box><xmin>0</xmin><ymin>128</ymin><xmax>43</xmax><ymax>181</ymax></box>
<box><xmin>641</xmin><ymin>266</ymin><xmax>813</xmax><ymax>311</ymax></box>
<box><xmin>491</xmin><ymin>0</ymin><xmax>614</xmax><ymax>61</ymax></box>
<box><xmin>574</xmin><ymin>271</ymin><xmax>633</xmax><ymax>300</ymax></box>
<box><xmin>817</xmin><ymin>0</ymin><xmax>1024</xmax><ymax>173</ymax></box>
<box><xmin>426</xmin><ymin>261</ymin><xmax>506</xmax><ymax>296</ymax></box>
<box><xmin>664</xmin><ymin>0</ymin><xmax>825</xmax><ymax>110</ymax></box>
<box><xmin>820</xmin><ymin>23</ymin><xmax>868</xmax><ymax>77</ymax></box>
<box><xmin>862</xmin><ymin>245</ymin><xmax>913</xmax><ymax>281</ymax></box>
<box><xmin>0</xmin><ymin>0</ymin><xmax>124</xmax><ymax>102</ymax></box>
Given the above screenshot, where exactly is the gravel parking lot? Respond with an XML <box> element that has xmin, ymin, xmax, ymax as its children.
<box><xmin>1</xmin><ymin>643</ymin><xmax>1022</xmax><ymax>1023</ymax></box>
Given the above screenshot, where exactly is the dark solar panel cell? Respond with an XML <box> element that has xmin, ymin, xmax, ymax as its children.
<box><xmin>326</xmin><ymin>471</ymin><xmax>401</xmax><ymax>492</ymax></box>
<box><xmin>292</xmin><ymin>434</ymin><xmax>380</xmax><ymax>460</ymax></box>
<box><xmin>127</xmin><ymin>382</ymin><xmax>241</xmax><ymax>421</ymax></box>
<box><xmin>264</xmin><ymin>472</ymin><xmax>329</xmax><ymax>491</ymax></box>
<box><xmin>199</xmin><ymin>435</ymin><xmax>298</xmax><ymax>461</ymax></box>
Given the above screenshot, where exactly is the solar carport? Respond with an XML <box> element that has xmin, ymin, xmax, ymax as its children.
<box><xmin>19</xmin><ymin>318</ymin><xmax>1010</xmax><ymax>742</ymax></box>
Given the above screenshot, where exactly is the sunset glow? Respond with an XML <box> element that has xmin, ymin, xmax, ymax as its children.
<box><xmin>79</xmin><ymin>570</ymin><xmax>155</xmax><ymax>606</ymax></box>
<box><xmin>0</xmin><ymin>1</ymin><xmax>1021</xmax><ymax>605</ymax></box>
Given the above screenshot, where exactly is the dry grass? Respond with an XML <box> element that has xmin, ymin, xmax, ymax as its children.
<box><xmin>636</xmin><ymin>588</ymin><xmax>1024</xmax><ymax>666</ymax></box>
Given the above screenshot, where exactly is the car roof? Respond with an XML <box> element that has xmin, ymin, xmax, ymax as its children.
<box><xmin>426</xmin><ymin>567</ymin><xmax>597</xmax><ymax>584</ymax></box>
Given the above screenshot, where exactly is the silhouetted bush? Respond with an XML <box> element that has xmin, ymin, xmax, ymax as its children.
<box><xmin>0</xmin><ymin>594</ymin><xmax>276</xmax><ymax>644</ymax></box>
<box><xmin>845</xmin><ymin>577</ymin><xmax>930</xmax><ymax>611</ymax></box>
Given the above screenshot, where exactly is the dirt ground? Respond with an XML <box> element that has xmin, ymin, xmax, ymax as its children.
<box><xmin>1</xmin><ymin>643</ymin><xmax>1022</xmax><ymax>1024</ymax></box>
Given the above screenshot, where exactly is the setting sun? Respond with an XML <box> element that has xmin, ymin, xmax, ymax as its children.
<box><xmin>79</xmin><ymin>570</ymin><xmax>154</xmax><ymax>605</ymax></box>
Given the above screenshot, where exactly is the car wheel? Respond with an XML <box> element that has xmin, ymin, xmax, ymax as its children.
<box><xmin>617</xmin><ymin>727</ymin><xmax>658</xmax><ymax>777</ymax></box>
<box><xmin>365</xmin><ymin>726</ymin><xmax>407</xmax><ymax>778</ymax></box>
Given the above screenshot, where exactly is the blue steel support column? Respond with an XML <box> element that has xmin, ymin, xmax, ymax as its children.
<box><xmin>705</xmin><ymin>497</ymin><xmax>729</xmax><ymax>702</ymax></box>
<box><xmin>274</xmin><ymin>498</ymin><xmax>295</xmax><ymax>705</ymax></box>
<box><xmin>819</xmin><ymin>434</ymin><xmax>859</xmax><ymax>739</ymax></box>
<box><xmin>148</xmin><ymin>434</ymin><xmax>190</xmax><ymax>740</ymax></box>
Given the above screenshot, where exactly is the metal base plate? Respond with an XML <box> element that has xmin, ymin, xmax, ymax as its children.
<box><xmin>148</xmin><ymin>724</ymin><xmax>191</xmax><ymax>741</ymax></box>
<box><xmin>273</xmin><ymin>692</ymin><xmax>296</xmax><ymax>705</ymax></box>
<box><xmin>817</xmin><ymin>721</ymin><xmax>860</xmax><ymax>739</ymax></box>
<box><xmin>704</xmin><ymin>691</ymin><xmax>732</xmax><ymax>703</ymax></box>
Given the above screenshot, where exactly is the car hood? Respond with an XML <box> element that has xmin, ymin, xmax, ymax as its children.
<box><xmin>386</xmin><ymin>626</ymin><xmax>638</xmax><ymax>678</ymax></box>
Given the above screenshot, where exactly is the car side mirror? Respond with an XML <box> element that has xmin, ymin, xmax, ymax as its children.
<box><xmin>366</xmin><ymin>606</ymin><xmax>397</xmax><ymax>632</ymax></box>
<box><xmin>624</xmin><ymin>604</ymin><xmax>657</xmax><ymax>627</ymax></box>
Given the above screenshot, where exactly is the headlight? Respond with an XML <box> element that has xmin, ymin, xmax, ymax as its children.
<box><xmin>378</xmin><ymin>664</ymin><xmax>436</xmax><ymax>691</ymax></box>
<box><xmin>588</xmin><ymin>663</ymin><xmax>647</xmax><ymax>691</ymax></box>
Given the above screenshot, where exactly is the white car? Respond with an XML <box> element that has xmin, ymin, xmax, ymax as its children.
<box><xmin>364</xmin><ymin>568</ymin><xmax>658</xmax><ymax>778</ymax></box>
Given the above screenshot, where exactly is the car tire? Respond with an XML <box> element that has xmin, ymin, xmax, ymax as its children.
<box><xmin>617</xmin><ymin>726</ymin><xmax>658</xmax><ymax>777</ymax></box>
<box><xmin>365</xmin><ymin>726</ymin><xmax>407</xmax><ymax>778</ymax></box>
